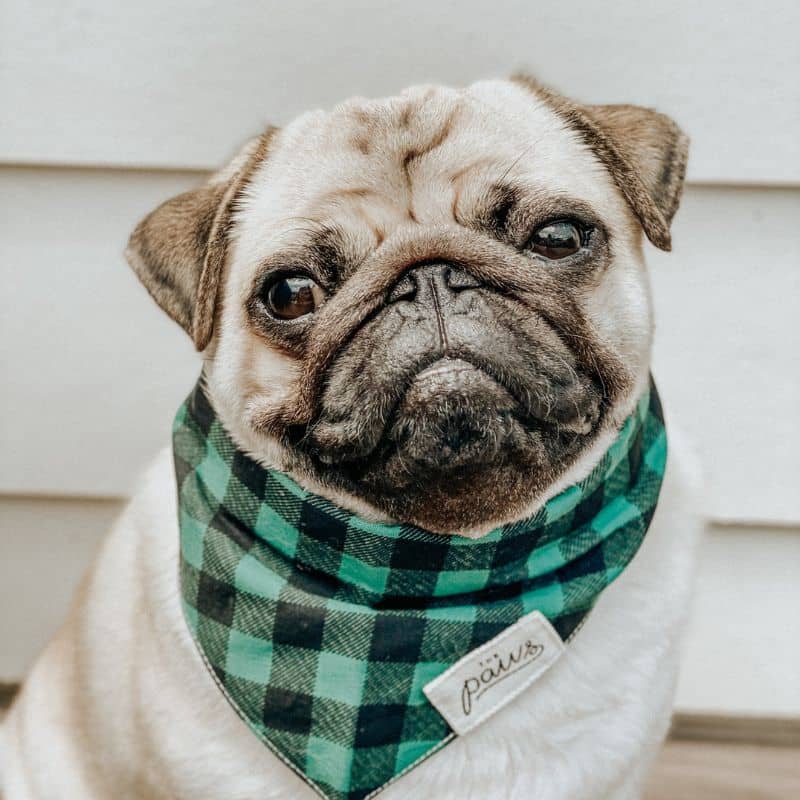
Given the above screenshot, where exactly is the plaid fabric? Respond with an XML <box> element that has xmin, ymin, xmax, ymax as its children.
<box><xmin>174</xmin><ymin>378</ymin><xmax>666</xmax><ymax>800</ymax></box>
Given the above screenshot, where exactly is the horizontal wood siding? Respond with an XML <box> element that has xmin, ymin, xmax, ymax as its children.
<box><xmin>1</xmin><ymin>1</ymin><xmax>798</xmax><ymax>181</ymax></box>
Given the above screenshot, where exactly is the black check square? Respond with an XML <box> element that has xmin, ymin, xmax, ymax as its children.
<box><xmin>300</xmin><ymin>501</ymin><xmax>349</xmax><ymax>549</ymax></box>
<box><xmin>272</xmin><ymin>600</ymin><xmax>327</xmax><ymax>650</ymax></box>
<box><xmin>196</xmin><ymin>572</ymin><xmax>237</xmax><ymax>627</ymax></box>
<box><xmin>354</xmin><ymin>703</ymin><xmax>407</xmax><ymax>747</ymax></box>
<box><xmin>557</xmin><ymin>542</ymin><xmax>606</xmax><ymax>582</ymax></box>
<box><xmin>570</xmin><ymin>481</ymin><xmax>607</xmax><ymax>530</ymax></box>
<box><xmin>468</xmin><ymin>620</ymin><xmax>509</xmax><ymax>650</ymax></box>
<box><xmin>209</xmin><ymin>506</ymin><xmax>255</xmax><ymax>553</ymax></box>
<box><xmin>286</xmin><ymin>564</ymin><xmax>339</xmax><ymax>598</ymax></box>
<box><xmin>231</xmin><ymin>448</ymin><xmax>269</xmax><ymax>502</ymax></box>
<box><xmin>490</xmin><ymin>531</ymin><xmax>535</xmax><ymax>569</ymax></box>
<box><xmin>262</xmin><ymin>686</ymin><xmax>314</xmax><ymax>735</ymax></box>
<box><xmin>368</xmin><ymin>615</ymin><xmax>426</xmax><ymax>663</ymax></box>
<box><xmin>389</xmin><ymin>538</ymin><xmax>450</xmax><ymax>571</ymax></box>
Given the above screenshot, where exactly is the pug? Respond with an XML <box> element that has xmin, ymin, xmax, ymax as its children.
<box><xmin>2</xmin><ymin>76</ymin><xmax>700</xmax><ymax>800</ymax></box>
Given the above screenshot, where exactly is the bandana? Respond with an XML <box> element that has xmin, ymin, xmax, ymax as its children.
<box><xmin>173</xmin><ymin>379</ymin><xmax>666</xmax><ymax>800</ymax></box>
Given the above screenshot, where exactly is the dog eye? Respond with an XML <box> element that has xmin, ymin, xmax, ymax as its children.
<box><xmin>264</xmin><ymin>275</ymin><xmax>325</xmax><ymax>320</ymax></box>
<box><xmin>527</xmin><ymin>220</ymin><xmax>583</xmax><ymax>260</ymax></box>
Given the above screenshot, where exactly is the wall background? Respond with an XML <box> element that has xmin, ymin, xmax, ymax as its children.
<box><xmin>1</xmin><ymin>0</ymin><xmax>798</xmax><ymax>715</ymax></box>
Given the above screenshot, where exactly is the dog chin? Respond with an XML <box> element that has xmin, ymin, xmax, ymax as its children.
<box><xmin>304</xmin><ymin>447</ymin><xmax>591</xmax><ymax>534</ymax></box>
<box><xmin>296</xmin><ymin>358</ymin><xmax>602</xmax><ymax>533</ymax></box>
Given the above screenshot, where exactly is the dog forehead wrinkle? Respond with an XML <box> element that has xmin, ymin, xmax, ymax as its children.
<box><xmin>315</xmin><ymin>87</ymin><xmax>466</xmax><ymax>220</ymax></box>
<box><xmin>399</xmin><ymin>105</ymin><xmax>461</xmax><ymax>224</ymax></box>
<box><xmin>239</xmin><ymin>85</ymin><xmax>630</xmax><ymax>262</ymax></box>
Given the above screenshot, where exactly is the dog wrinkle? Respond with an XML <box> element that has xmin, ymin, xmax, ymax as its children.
<box><xmin>398</xmin><ymin>102</ymin><xmax>414</xmax><ymax>129</ymax></box>
<box><xmin>317</xmin><ymin>186</ymin><xmax>375</xmax><ymax>204</ymax></box>
<box><xmin>351</xmin><ymin>133</ymin><xmax>371</xmax><ymax>155</ymax></box>
<box><xmin>397</xmin><ymin>88</ymin><xmax>437</xmax><ymax>128</ymax></box>
<box><xmin>400</xmin><ymin>106</ymin><xmax>460</xmax><ymax>224</ymax></box>
<box><xmin>357</xmin><ymin>208</ymin><xmax>386</xmax><ymax>247</ymax></box>
<box><xmin>449</xmin><ymin>158</ymin><xmax>497</xmax><ymax>224</ymax></box>
<box><xmin>313</xmin><ymin>187</ymin><xmax>401</xmax><ymax>249</ymax></box>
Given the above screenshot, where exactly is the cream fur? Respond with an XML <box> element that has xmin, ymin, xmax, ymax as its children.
<box><xmin>2</xmin><ymin>79</ymin><xmax>699</xmax><ymax>799</ymax></box>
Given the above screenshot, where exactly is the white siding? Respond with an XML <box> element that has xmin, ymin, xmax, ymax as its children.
<box><xmin>1</xmin><ymin>1</ymin><xmax>798</xmax><ymax>182</ymax></box>
<box><xmin>674</xmin><ymin>525</ymin><xmax>800</xmax><ymax>716</ymax></box>
<box><xmin>0</xmin><ymin>497</ymin><xmax>122</xmax><ymax>680</ymax></box>
<box><xmin>650</xmin><ymin>186</ymin><xmax>800</xmax><ymax>524</ymax></box>
<box><xmin>0</xmin><ymin>167</ymin><xmax>201</xmax><ymax>497</ymax></box>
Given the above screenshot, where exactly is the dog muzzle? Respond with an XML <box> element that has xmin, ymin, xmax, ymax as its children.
<box><xmin>173</xmin><ymin>378</ymin><xmax>666</xmax><ymax>799</ymax></box>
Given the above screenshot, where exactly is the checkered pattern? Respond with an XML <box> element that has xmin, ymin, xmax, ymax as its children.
<box><xmin>173</xmin><ymin>379</ymin><xmax>666</xmax><ymax>800</ymax></box>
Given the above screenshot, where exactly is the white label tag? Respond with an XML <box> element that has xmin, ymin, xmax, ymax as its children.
<box><xmin>423</xmin><ymin>610</ymin><xmax>565</xmax><ymax>735</ymax></box>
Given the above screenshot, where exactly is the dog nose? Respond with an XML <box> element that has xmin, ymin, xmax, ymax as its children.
<box><xmin>387</xmin><ymin>262</ymin><xmax>481</xmax><ymax>304</ymax></box>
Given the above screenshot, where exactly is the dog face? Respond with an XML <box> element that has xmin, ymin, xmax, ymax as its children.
<box><xmin>127</xmin><ymin>77</ymin><xmax>687</xmax><ymax>534</ymax></box>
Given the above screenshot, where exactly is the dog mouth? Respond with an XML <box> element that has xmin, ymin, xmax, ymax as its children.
<box><xmin>386</xmin><ymin>358</ymin><xmax>520</xmax><ymax>472</ymax></box>
<box><xmin>306</xmin><ymin>357</ymin><xmax>601</xmax><ymax>481</ymax></box>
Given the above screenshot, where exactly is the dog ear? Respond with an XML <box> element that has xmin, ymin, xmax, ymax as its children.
<box><xmin>125</xmin><ymin>129</ymin><xmax>276</xmax><ymax>350</ymax></box>
<box><xmin>586</xmin><ymin>104</ymin><xmax>689</xmax><ymax>230</ymax></box>
<box><xmin>512</xmin><ymin>75</ymin><xmax>689</xmax><ymax>251</ymax></box>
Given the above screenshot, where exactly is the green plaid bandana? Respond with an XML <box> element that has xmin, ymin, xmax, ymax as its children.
<box><xmin>174</xmin><ymin>378</ymin><xmax>666</xmax><ymax>800</ymax></box>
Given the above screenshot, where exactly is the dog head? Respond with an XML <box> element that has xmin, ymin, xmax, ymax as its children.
<box><xmin>127</xmin><ymin>77</ymin><xmax>688</xmax><ymax>535</ymax></box>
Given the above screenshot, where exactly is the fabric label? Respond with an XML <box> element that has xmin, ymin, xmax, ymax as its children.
<box><xmin>423</xmin><ymin>610</ymin><xmax>565</xmax><ymax>736</ymax></box>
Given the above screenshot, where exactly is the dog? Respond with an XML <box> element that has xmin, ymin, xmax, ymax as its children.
<box><xmin>2</xmin><ymin>76</ymin><xmax>700</xmax><ymax>800</ymax></box>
